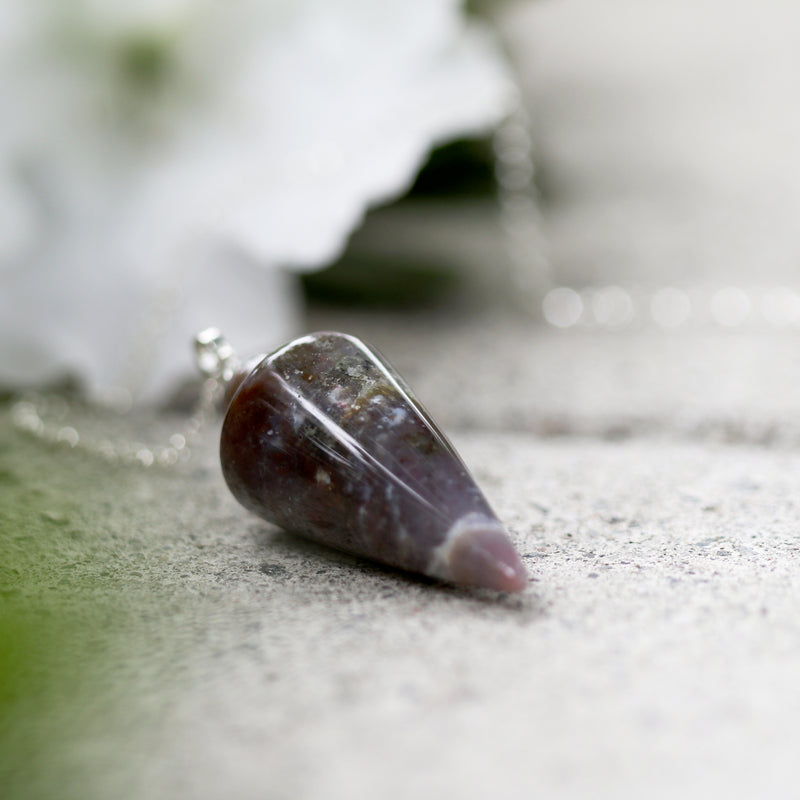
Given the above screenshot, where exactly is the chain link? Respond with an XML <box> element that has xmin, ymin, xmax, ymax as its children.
<box><xmin>492</xmin><ymin>96</ymin><xmax>553</xmax><ymax>311</ymax></box>
<box><xmin>10</xmin><ymin>329</ymin><xmax>238</xmax><ymax>468</ymax></box>
<box><xmin>10</xmin><ymin>376</ymin><xmax>221</xmax><ymax>468</ymax></box>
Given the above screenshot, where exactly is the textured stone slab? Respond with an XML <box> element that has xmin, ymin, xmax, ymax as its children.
<box><xmin>307</xmin><ymin>311</ymin><xmax>800</xmax><ymax>446</ymax></box>
<box><xmin>4</xmin><ymin>411</ymin><xmax>800</xmax><ymax>799</ymax></box>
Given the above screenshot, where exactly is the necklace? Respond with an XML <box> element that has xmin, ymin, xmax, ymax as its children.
<box><xmin>7</xmin><ymin>92</ymin><xmax>790</xmax><ymax>590</ymax></box>
<box><xmin>11</xmin><ymin>326</ymin><xmax>529</xmax><ymax>593</ymax></box>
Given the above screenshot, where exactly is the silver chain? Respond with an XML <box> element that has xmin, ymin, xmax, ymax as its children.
<box><xmin>494</xmin><ymin>91</ymin><xmax>800</xmax><ymax>332</ymax></box>
<box><xmin>10</xmin><ymin>328</ymin><xmax>237</xmax><ymax>468</ymax></box>
<box><xmin>492</xmin><ymin>96</ymin><xmax>554</xmax><ymax>310</ymax></box>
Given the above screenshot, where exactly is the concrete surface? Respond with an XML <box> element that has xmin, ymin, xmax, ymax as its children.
<box><xmin>4</xmin><ymin>312</ymin><xmax>800</xmax><ymax>799</ymax></box>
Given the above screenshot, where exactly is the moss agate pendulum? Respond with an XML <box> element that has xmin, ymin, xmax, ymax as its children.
<box><xmin>219</xmin><ymin>332</ymin><xmax>528</xmax><ymax>593</ymax></box>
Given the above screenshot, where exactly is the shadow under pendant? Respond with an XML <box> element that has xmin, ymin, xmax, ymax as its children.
<box><xmin>220</xmin><ymin>332</ymin><xmax>527</xmax><ymax>593</ymax></box>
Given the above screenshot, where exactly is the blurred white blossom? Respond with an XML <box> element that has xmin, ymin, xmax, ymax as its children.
<box><xmin>0</xmin><ymin>0</ymin><xmax>514</xmax><ymax>398</ymax></box>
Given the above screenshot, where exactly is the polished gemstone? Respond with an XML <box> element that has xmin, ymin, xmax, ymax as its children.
<box><xmin>220</xmin><ymin>332</ymin><xmax>527</xmax><ymax>592</ymax></box>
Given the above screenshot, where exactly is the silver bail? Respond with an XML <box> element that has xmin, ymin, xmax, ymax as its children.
<box><xmin>194</xmin><ymin>328</ymin><xmax>239</xmax><ymax>384</ymax></box>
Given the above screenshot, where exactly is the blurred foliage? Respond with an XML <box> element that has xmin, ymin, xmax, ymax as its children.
<box><xmin>0</xmin><ymin>413</ymin><xmax>131</xmax><ymax>800</ymax></box>
<box><xmin>465</xmin><ymin>0</ymin><xmax>519</xmax><ymax>18</ymax></box>
<box><xmin>0</xmin><ymin>603</ymin><xmax>98</xmax><ymax>800</ymax></box>
<box><xmin>117</xmin><ymin>32</ymin><xmax>173</xmax><ymax>91</ymax></box>
<box><xmin>408</xmin><ymin>137</ymin><xmax>497</xmax><ymax>198</ymax></box>
<box><xmin>301</xmin><ymin>256</ymin><xmax>459</xmax><ymax>309</ymax></box>
<box><xmin>302</xmin><ymin>137</ymin><xmax>495</xmax><ymax>308</ymax></box>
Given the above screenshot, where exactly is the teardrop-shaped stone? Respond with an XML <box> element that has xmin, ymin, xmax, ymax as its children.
<box><xmin>220</xmin><ymin>332</ymin><xmax>527</xmax><ymax>592</ymax></box>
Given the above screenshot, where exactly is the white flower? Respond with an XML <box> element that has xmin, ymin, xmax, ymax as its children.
<box><xmin>0</xmin><ymin>0</ymin><xmax>514</xmax><ymax>399</ymax></box>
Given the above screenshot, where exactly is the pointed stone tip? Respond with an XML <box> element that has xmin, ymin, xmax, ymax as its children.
<box><xmin>447</xmin><ymin>518</ymin><xmax>528</xmax><ymax>593</ymax></box>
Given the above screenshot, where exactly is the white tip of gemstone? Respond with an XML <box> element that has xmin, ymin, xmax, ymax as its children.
<box><xmin>439</xmin><ymin>515</ymin><xmax>528</xmax><ymax>593</ymax></box>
